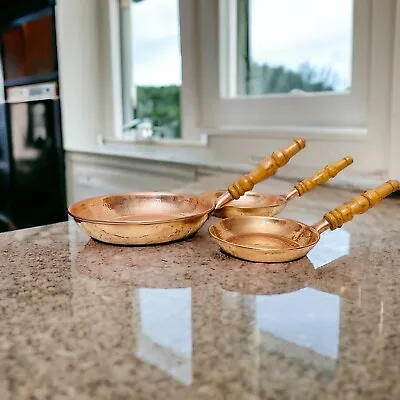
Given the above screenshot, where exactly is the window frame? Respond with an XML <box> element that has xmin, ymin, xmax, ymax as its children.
<box><xmin>198</xmin><ymin>0</ymin><xmax>392</xmax><ymax>133</ymax></box>
<box><xmin>108</xmin><ymin>0</ymin><xmax>201</xmax><ymax>142</ymax></box>
<box><xmin>390</xmin><ymin>0</ymin><xmax>400</xmax><ymax>178</ymax></box>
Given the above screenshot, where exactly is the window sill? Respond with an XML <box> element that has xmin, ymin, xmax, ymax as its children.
<box><xmin>64</xmin><ymin>142</ymin><xmax>254</xmax><ymax>174</ymax></box>
<box><xmin>100</xmin><ymin>124</ymin><xmax>368</xmax><ymax>148</ymax></box>
<box><xmin>101</xmin><ymin>132</ymin><xmax>208</xmax><ymax>148</ymax></box>
<box><xmin>65</xmin><ymin>139</ymin><xmax>388</xmax><ymax>193</ymax></box>
<box><xmin>202</xmin><ymin>125</ymin><xmax>368</xmax><ymax>141</ymax></box>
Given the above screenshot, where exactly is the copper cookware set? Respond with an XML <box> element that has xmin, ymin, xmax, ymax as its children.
<box><xmin>68</xmin><ymin>138</ymin><xmax>399</xmax><ymax>263</ymax></box>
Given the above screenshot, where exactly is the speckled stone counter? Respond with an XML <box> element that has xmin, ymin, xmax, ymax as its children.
<box><xmin>0</xmin><ymin>176</ymin><xmax>400</xmax><ymax>399</ymax></box>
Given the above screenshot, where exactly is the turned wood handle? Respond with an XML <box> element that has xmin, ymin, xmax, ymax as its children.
<box><xmin>294</xmin><ymin>156</ymin><xmax>353</xmax><ymax>196</ymax></box>
<box><xmin>324</xmin><ymin>180</ymin><xmax>399</xmax><ymax>230</ymax></box>
<box><xmin>227</xmin><ymin>138</ymin><xmax>306</xmax><ymax>199</ymax></box>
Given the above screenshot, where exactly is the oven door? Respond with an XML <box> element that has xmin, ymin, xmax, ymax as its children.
<box><xmin>6</xmin><ymin>82</ymin><xmax>66</xmax><ymax>228</ymax></box>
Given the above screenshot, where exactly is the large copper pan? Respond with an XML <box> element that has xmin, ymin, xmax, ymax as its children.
<box><xmin>205</xmin><ymin>156</ymin><xmax>353</xmax><ymax>218</ymax></box>
<box><xmin>209</xmin><ymin>180</ymin><xmax>399</xmax><ymax>263</ymax></box>
<box><xmin>68</xmin><ymin>138</ymin><xmax>305</xmax><ymax>245</ymax></box>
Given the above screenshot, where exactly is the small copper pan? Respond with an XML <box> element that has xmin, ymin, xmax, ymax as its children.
<box><xmin>68</xmin><ymin>138</ymin><xmax>305</xmax><ymax>245</ymax></box>
<box><xmin>205</xmin><ymin>156</ymin><xmax>353</xmax><ymax>218</ymax></box>
<box><xmin>209</xmin><ymin>180</ymin><xmax>399</xmax><ymax>263</ymax></box>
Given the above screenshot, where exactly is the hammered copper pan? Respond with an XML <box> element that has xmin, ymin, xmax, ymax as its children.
<box><xmin>205</xmin><ymin>156</ymin><xmax>353</xmax><ymax>218</ymax></box>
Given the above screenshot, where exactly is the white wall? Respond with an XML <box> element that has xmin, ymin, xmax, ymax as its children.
<box><xmin>55</xmin><ymin>0</ymin><xmax>108</xmax><ymax>150</ymax></box>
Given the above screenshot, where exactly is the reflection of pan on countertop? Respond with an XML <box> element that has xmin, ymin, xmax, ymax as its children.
<box><xmin>74</xmin><ymin>238</ymin><xmax>196</xmax><ymax>288</ymax></box>
<box><xmin>68</xmin><ymin>138</ymin><xmax>305</xmax><ymax>246</ymax></box>
<box><xmin>209</xmin><ymin>180</ymin><xmax>399</xmax><ymax>263</ymax></box>
<box><xmin>74</xmin><ymin>238</ymin><xmax>359</xmax><ymax>299</ymax></box>
<box><xmin>204</xmin><ymin>156</ymin><xmax>353</xmax><ymax>218</ymax></box>
<box><xmin>219</xmin><ymin>255</ymin><xmax>359</xmax><ymax>299</ymax></box>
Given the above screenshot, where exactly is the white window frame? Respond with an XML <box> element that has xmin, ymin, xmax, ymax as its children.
<box><xmin>192</xmin><ymin>0</ymin><xmax>398</xmax><ymax>175</ymax></box>
<box><xmin>390</xmin><ymin>0</ymin><xmax>400</xmax><ymax>178</ymax></box>
<box><xmin>108</xmin><ymin>0</ymin><xmax>202</xmax><ymax>143</ymax></box>
<box><xmin>218</xmin><ymin>0</ymin><xmax>368</xmax><ymax>128</ymax></box>
<box><xmin>198</xmin><ymin>0</ymin><xmax>392</xmax><ymax>132</ymax></box>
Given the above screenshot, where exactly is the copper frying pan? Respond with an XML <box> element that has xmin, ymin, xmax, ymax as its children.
<box><xmin>204</xmin><ymin>156</ymin><xmax>353</xmax><ymax>218</ymax></box>
<box><xmin>67</xmin><ymin>138</ymin><xmax>305</xmax><ymax>245</ymax></box>
<box><xmin>208</xmin><ymin>180</ymin><xmax>399</xmax><ymax>263</ymax></box>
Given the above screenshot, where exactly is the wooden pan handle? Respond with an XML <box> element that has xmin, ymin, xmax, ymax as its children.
<box><xmin>291</xmin><ymin>156</ymin><xmax>353</xmax><ymax>198</ymax></box>
<box><xmin>323</xmin><ymin>180</ymin><xmax>399</xmax><ymax>230</ymax></box>
<box><xmin>227</xmin><ymin>138</ymin><xmax>306</xmax><ymax>199</ymax></box>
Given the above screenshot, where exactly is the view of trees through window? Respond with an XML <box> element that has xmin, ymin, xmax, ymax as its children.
<box><xmin>127</xmin><ymin>0</ymin><xmax>353</xmax><ymax>138</ymax></box>
<box><xmin>246</xmin><ymin>62</ymin><xmax>342</xmax><ymax>95</ymax></box>
<box><xmin>244</xmin><ymin>0</ymin><xmax>353</xmax><ymax>95</ymax></box>
<box><xmin>135</xmin><ymin>85</ymin><xmax>180</xmax><ymax>139</ymax></box>
<box><xmin>129</xmin><ymin>0</ymin><xmax>181</xmax><ymax>139</ymax></box>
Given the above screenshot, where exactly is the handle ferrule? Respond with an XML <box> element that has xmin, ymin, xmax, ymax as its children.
<box><xmin>227</xmin><ymin>138</ymin><xmax>306</xmax><ymax>199</ymax></box>
<box><xmin>284</xmin><ymin>188</ymin><xmax>299</xmax><ymax>201</ymax></box>
<box><xmin>214</xmin><ymin>192</ymin><xmax>233</xmax><ymax>210</ymax></box>
<box><xmin>323</xmin><ymin>180</ymin><xmax>399</xmax><ymax>230</ymax></box>
<box><xmin>293</xmin><ymin>156</ymin><xmax>353</xmax><ymax>198</ymax></box>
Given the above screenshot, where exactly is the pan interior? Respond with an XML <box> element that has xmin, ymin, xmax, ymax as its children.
<box><xmin>209</xmin><ymin>216</ymin><xmax>319</xmax><ymax>251</ymax></box>
<box><xmin>68</xmin><ymin>192</ymin><xmax>215</xmax><ymax>224</ymax></box>
<box><xmin>206</xmin><ymin>191</ymin><xmax>285</xmax><ymax>208</ymax></box>
<box><xmin>228</xmin><ymin>232</ymin><xmax>300</xmax><ymax>248</ymax></box>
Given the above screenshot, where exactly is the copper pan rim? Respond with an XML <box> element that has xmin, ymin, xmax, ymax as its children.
<box><xmin>208</xmin><ymin>216</ymin><xmax>321</xmax><ymax>252</ymax></box>
<box><xmin>204</xmin><ymin>190</ymin><xmax>285</xmax><ymax>209</ymax></box>
<box><xmin>67</xmin><ymin>191</ymin><xmax>215</xmax><ymax>226</ymax></box>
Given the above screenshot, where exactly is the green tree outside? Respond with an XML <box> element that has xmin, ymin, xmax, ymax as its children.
<box><xmin>135</xmin><ymin>85</ymin><xmax>181</xmax><ymax>138</ymax></box>
<box><xmin>247</xmin><ymin>61</ymin><xmax>340</xmax><ymax>94</ymax></box>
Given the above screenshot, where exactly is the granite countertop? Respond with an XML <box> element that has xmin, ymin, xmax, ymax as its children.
<box><xmin>1</xmin><ymin>176</ymin><xmax>400</xmax><ymax>399</ymax></box>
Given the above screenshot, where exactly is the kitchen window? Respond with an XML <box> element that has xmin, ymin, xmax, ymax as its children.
<box><xmin>232</xmin><ymin>0</ymin><xmax>353</xmax><ymax>97</ymax></box>
<box><xmin>200</xmin><ymin>0</ymin><xmax>390</xmax><ymax>132</ymax></box>
<box><xmin>190</xmin><ymin>0</ymin><xmax>396</xmax><ymax>175</ymax></box>
<box><xmin>116</xmin><ymin>0</ymin><xmax>201</xmax><ymax>142</ymax></box>
<box><xmin>116</xmin><ymin>0</ymin><xmax>394</xmax><ymax>138</ymax></box>
<box><xmin>119</xmin><ymin>0</ymin><xmax>182</xmax><ymax>140</ymax></box>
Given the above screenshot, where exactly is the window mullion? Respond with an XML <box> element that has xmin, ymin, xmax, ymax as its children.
<box><xmin>236</xmin><ymin>0</ymin><xmax>249</xmax><ymax>95</ymax></box>
<box><xmin>119</xmin><ymin>0</ymin><xmax>135</xmax><ymax>127</ymax></box>
<box><xmin>219</xmin><ymin>0</ymin><xmax>238</xmax><ymax>97</ymax></box>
